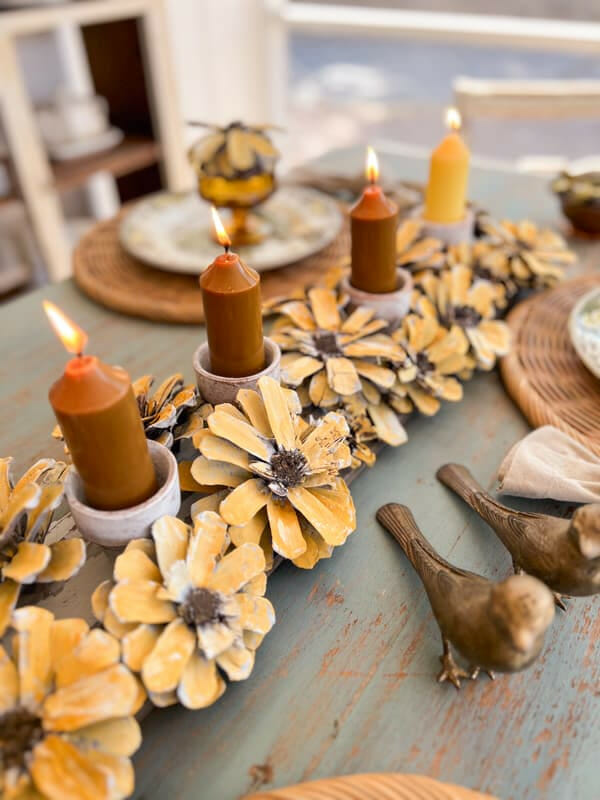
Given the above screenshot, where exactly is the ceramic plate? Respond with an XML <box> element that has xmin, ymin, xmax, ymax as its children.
<box><xmin>48</xmin><ymin>127</ymin><xmax>124</xmax><ymax>162</ymax></box>
<box><xmin>569</xmin><ymin>286</ymin><xmax>600</xmax><ymax>378</ymax></box>
<box><xmin>119</xmin><ymin>186</ymin><xmax>343</xmax><ymax>275</ymax></box>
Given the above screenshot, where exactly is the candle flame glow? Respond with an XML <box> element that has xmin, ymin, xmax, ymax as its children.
<box><xmin>43</xmin><ymin>300</ymin><xmax>88</xmax><ymax>356</ymax></box>
<box><xmin>445</xmin><ymin>107</ymin><xmax>462</xmax><ymax>132</ymax></box>
<box><xmin>211</xmin><ymin>206</ymin><xmax>231</xmax><ymax>250</ymax></box>
<box><xmin>366</xmin><ymin>146</ymin><xmax>379</xmax><ymax>184</ymax></box>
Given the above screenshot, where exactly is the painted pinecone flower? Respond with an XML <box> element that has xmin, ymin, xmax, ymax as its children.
<box><xmin>92</xmin><ymin>511</ymin><xmax>274</xmax><ymax>710</ymax></box>
<box><xmin>132</xmin><ymin>373</ymin><xmax>202</xmax><ymax>449</ymax></box>
<box><xmin>190</xmin><ymin>377</ymin><xmax>356</xmax><ymax>569</ymax></box>
<box><xmin>0</xmin><ymin>606</ymin><xmax>143</xmax><ymax>800</ymax></box>
<box><xmin>391</xmin><ymin>315</ymin><xmax>470</xmax><ymax>416</ymax></box>
<box><xmin>444</xmin><ymin>241</ymin><xmax>516</xmax><ymax>309</ymax></box>
<box><xmin>415</xmin><ymin>265</ymin><xmax>511</xmax><ymax>371</ymax></box>
<box><xmin>396</xmin><ymin>218</ymin><xmax>446</xmax><ymax>272</ymax></box>
<box><xmin>270</xmin><ymin>286</ymin><xmax>405</xmax><ymax>409</ymax></box>
<box><xmin>0</xmin><ymin>458</ymin><xmax>85</xmax><ymax>637</ymax></box>
<box><xmin>477</xmin><ymin>216</ymin><xmax>575</xmax><ymax>289</ymax></box>
<box><xmin>188</xmin><ymin>121</ymin><xmax>279</xmax><ymax>179</ymax></box>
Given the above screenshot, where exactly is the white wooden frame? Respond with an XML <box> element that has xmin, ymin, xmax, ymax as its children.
<box><xmin>0</xmin><ymin>0</ymin><xmax>189</xmax><ymax>282</ymax></box>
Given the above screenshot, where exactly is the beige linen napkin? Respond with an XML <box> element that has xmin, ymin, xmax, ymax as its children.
<box><xmin>497</xmin><ymin>425</ymin><xmax>600</xmax><ymax>502</ymax></box>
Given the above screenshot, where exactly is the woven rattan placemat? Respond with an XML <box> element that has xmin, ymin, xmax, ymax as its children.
<box><xmin>73</xmin><ymin>209</ymin><xmax>349</xmax><ymax>325</ymax></box>
<box><xmin>244</xmin><ymin>773</ymin><xmax>495</xmax><ymax>799</ymax></box>
<box><xmin>500</xmin><ymin>274</ymin><xmax>600</xmax><ymax>455</ymax></box>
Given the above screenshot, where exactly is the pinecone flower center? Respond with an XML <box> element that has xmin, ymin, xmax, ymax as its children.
<box><xmin>415</xmin><ymin>351</ymin><xmax>435</xmax><ymax>376</ymax></box>
<box><xmin>447</xmin><ymin>304</ymin><xmax>483</xmax><ymax>328</ymax></box>
<box><xmin>0</xmin><ymin>708</ymin><xmax>43</xmax><ymax>771</ymax></box>
<box><xmin>180</xmin><ymin>587</ymin><xmax>224</xmax><ymax>627</ymax></box>
<box><xmin>270</xmin><ymin>448</ymin><xmax>308</xmax><ymax>489</ymax></box>
<box><xmin>312</xmin><ymin>331</ymin><xmax>343</xmax><ymax>358</ymax></box>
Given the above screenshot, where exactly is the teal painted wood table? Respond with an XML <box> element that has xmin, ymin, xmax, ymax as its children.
<box><xmin>1</xmin><ymin>149</ymin><xmax>598</xmax><ymax>800</ymax></box>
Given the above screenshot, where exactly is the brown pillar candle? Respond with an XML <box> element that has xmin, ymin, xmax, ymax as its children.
<box><xmin>350</xmin><ymin>147</ymin><xmax>399</xmax><ymax>294</ymax></box>
<box><xmin>44</xmin><ymin>301</ymin><xmax>157</xmax><ymax>511</ymax></box>
<box><xmin>200</xmin><ymin>207</ymin><xmax>265</xmax><ymax>378</ymax></box>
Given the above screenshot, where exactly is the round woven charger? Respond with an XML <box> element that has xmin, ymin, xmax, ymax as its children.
<box><xmin>73</xmin><ymin>208</ymin><xmax>350</xmax><ymax>325</ymax></box>
<box><xmin>500</xmin><ymin>274</ymin><xmax>600</xmax><ymax>455</ymax></box>
<box><xmin>244</xmin><ymin>773</ymin><xmax>496</xmax><ymax>799</ymax></box>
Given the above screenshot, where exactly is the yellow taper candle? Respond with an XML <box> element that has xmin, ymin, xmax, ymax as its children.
<box><xmin>424</xmin><ymin>108</ymin><xmax>469</xmax><ymax>224</ymax></box>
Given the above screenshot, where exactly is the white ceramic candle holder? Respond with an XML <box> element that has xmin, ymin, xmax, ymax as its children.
<box><xmin>413</xmin><ymin>204</ymin><xmax>475</xmax><ymax>246</ymax></box>
<box><xmin>193</xmin><ymin>337</ymin><xmax>281</xmax><ymax>405</ymax></box>
<box><xmin>64</xmin><ymin>440</ymin><xmax>180</xmax><ymax>547</ymax></box>
<box><xmin>342</xmin><ymin>268</ymin><xmax>413</xmax><ymax>330</ymax></box>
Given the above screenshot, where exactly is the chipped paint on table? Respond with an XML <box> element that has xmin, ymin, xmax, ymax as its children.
<box><xmin>1</xmin><ymin>149</ymin><xmax>598</xmax><ymax>800</ymax></box>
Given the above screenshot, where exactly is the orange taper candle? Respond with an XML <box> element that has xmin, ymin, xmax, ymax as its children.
<box><xmin>44</xmin><ymin>301</ymin><xmax>157</xmax><ymax>511</ymax></box>
<box><xmin>350</xmin><ymin>147</ymin><xmax>399</xmax><ymax>294</ymax></box>
<box><xmin>200</xmin><ymin>207</ymin><xmax>265</xmax><ymax>378</ymax></box>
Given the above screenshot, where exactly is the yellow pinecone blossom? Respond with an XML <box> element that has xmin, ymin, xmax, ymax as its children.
<box><xmin>269</xmin><ymin>286</ymin><xmax>404</xmax><ymax>409</ymax></box>
<box><xmin>92</xmin><ymin>511</ymin><xmax>275</xmax><ymax>710</ymax></box>
<box><xmin>477</xmin><ymin>216</ymin><xmax>575</xmax><ymax>289</ymax></box>
<box><xmin>191</xmin><ymin>376</ymin><xmax>356</xmax><ymax>569</ymax></box>
<box><xmin>392</xmin><ymin>314</ymin><xmax>471</xmax><ymax>416</ymax></box>
<box><xmin>0</xmin><ymin>458</ymin><xmax>85</xmax><ymax>636</ymax></box>
<box><xmin>415</xmin><ymin>265</ymin><xmax>511</xmax><ymax>370</ymax></box>
<box><xmin>0</xmin><ymin>606</ymin><xmax>142</xmax><ymax>800</ymax></box>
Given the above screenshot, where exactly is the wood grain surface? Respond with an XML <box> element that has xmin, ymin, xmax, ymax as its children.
<box><xmin>1</xmin><ymin>148</ymin><xmax>598</xmax><ymax>800</ymax></box>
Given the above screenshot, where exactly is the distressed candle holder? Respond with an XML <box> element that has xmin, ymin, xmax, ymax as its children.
<box><xmin>193</xmin><ymin>336</ymin><xmax>281</xmax><ymax>405</ymax></box>
<box><xmin>413</xmin><ymin>204</ymin><xmax>475</xmax><ymax>246</ymax></box>
<box><xmin>342</xmin><ymin>267</ymin><xmax>412</xmax><ymax>330</ymax></box>
<box><xmin>64</xmin><ymin>440</ymin><xmax>180</xmax><ymax>547</ymax></box>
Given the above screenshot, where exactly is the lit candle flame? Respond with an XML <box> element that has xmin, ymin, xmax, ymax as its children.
<box><xmin>445</xmin><ymin>107</ymin><xmax>462</xmax><ymax>132</ymax></box>
<box><xmin>211</xmin><ymin>206</ymin><xmax>231</xmax><ymax>251</ymax></box>
<box><xmin>43</xmin><ymin>300</ymin><xmax>88</xmax><ymax>356</ymax></box>
<box><xmin>366</xmin><ymin>146</ymin><xmax>379</xmax><ymax>184</ymax></box>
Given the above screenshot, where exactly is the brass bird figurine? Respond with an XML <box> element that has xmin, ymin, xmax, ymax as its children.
<box><xmin>377</xmin><ymin>503</ymin><xmax>555</xmax><ymax>688</ymax></box>
<box><xmin>437</xmin><ymin>463</ymin><xmax>600</xmax><ymax>607</ymax></box>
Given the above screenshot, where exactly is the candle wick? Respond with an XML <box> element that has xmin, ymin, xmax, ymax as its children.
<box><xmin>224</xmin><ymin>244</ymin><xmax>230</xmax><ymax>254</ymax></box>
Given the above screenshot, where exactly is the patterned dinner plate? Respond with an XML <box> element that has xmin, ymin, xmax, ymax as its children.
<box><xmin>119</xmin><ymin>186</ymin><xmax>342</xmax><ymax>275</ymax></box>
<box><xmin>569</xmin><ymin>286</ymin><xmax>600</xmax><ymax>379</ymax></box>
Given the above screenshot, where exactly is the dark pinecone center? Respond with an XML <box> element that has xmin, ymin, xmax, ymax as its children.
<box><xmin>312</xmin><ymin>331</ymin><xmax>343</xmax><ymax>358</ymax></box>
<box><xmin>447</xmin><ymin>304</ymin><xmax>482</xmax><ymax>328</ymax></box>
<box><xmin>270</xmin><ymin>448</ymin><xmax>308</xmax><ymax>489</ymax></box>
<box><xmin>0</xmin><ymin>708</ymin><xmax>43</xmax><ymax>771</ymax></box>
<box><xmin>180</xmin><ymin>588</ymin><xmax>224</xmax><ymax>627</ymax></box>
<box><xmin>415</xmin><ymin>351</ymin><xmax>435</xmax><ymax>375</ymax></box>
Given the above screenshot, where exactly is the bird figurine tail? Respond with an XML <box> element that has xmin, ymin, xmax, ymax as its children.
<box><xmin>377</xmin><ymin>503</ymin><xmax>443</xmax><ymax>570</ymax></box>
<box><xmin>436</xmin><ymin>463</ymin><xmax>485</xmax><ymax>505</ymax></box>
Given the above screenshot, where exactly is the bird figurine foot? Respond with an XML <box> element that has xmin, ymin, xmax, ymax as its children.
<box><xmin>376</xmin><ymin>502</ymin><xmax>555</xmax><ymax>685</ymax></box>
<box><xmin>438</xmin><ymin>638</ymin><xmax>473</xmax><ymax>690</ymax></box>
<box><xmin>470</xmin><ymin>666</ymin><xmax>496</xmax><ymax>681</ymax></box>
<box><xmin>437</xmin><ymin>463</ymin><xmax>600</xmax><ymax>599</ymax></box>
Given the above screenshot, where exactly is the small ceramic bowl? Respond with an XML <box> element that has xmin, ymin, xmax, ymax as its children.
<box><xmin>65</xmin><ymin>440</ymin><xmax>180</xmax><ymax>547</ymax></box>
<box><xmin>342</xmin><ymin>268</ymin><xmax>413</xmax><ymax>330</ymax></box>
<box><xmin>193</xmin><ymin>337</ymin><xmax>281</xmax><ymax>405</ymax></box>
<box><xmin>412</xmin><ymin>204</ymin><xmax>475</xmax><ymax>246</ymax></box>
<box><xmin>552</xmin><ymin>171</ymin><xmax>600</xmax><ymax>234</ymax></box>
